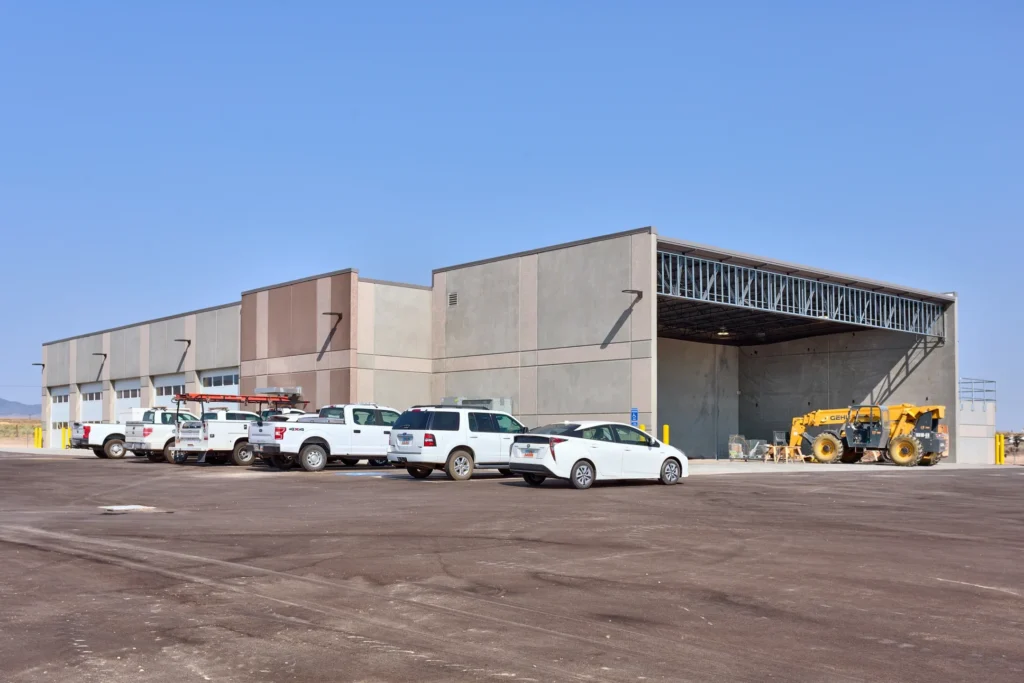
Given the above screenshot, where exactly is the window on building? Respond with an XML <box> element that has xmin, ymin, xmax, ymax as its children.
<box><xmin>212</xmin><ymin>376</ymin><xmax>223</xmax><ymax>387</ymax></box>
<box><xmin>202</xmin><ymin>377</ymin><xmax>212</xmax><ymax>387</ymax></box>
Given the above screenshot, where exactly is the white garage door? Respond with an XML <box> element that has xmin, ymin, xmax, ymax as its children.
<box><xmin>79</xmin><ymin>382</ymin><xmax>104</xmax><ymax>422</ymax></box>
<box><xmin>49</xmin><ymin>386</ymin><xmax>70</xmax><ymax>447</ymax></box>
<box><xmin>114</xmin><ymin>379</ymin><xmax>142</xmax><ymax>420</ymax></box>
<box><xmin>199</xmin><ymin>368</ymin><xmax>240</xmax><ymax>410</ymax></box>
<box><xmin>153</xmin><ymin>374</ymin><xmax>186</xmax><ymax>409</ymax></box>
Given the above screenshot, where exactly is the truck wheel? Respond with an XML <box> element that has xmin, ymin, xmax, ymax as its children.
<box><xmin>445</xmin><ymin>449</ymin><xmax>474</xmax><ymax>481</ymax></box>
<box><xmin>340</xmin><ymin>457</ymin><xmax>359</xmax><ymax>467</ymax></box>
<box><xmin>93</xmin><ymin>448</ymin><xmax>108</xmax><ymax>459</ymax></box>
<box><xmin>368</xmin><ymin>458</ymin><xmax>389</xmax><ymax>467</ymax></box>
<box><xmin>406</xmin><ymin>466</ymin><xmax>432</xmax><ymax>479</ymax></box>
<box><xmin>811</xmin><ymin>433</ymin><xmax>843</xmax><ymax>464</ymax></box>
<box><xmin>271</xmin><ymin>453</ymin><xmax>295</xmax><ymax>470</ymax></box>
<box><xmin>104</xmin><ymin>439</ymin><xmax>127</xmax><ymax>459</ymax></box>
<box><xmin>163</xmin><ymin>441</ymin><xmax>176</xmax><ymax>464</ymax></box>
<box><xmin>889</xmin><ymin>436</ymin><xmax>924</xmax><ymax>467</ymax></box>
<box><xmin>146</xmin><ymin>452</ymin><xmax>164</xmax><ymax>463</ymax></box>
<box><xmin>232</xmin><ymin>441</ymin><xmax>254</xmax><ymax>467</ymax></box>
<box><xmin>300</xmin><ymin>444</ymin><xmax>328</xmax><ymax>472</ymax></box>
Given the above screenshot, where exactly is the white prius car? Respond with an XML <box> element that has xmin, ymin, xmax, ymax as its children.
<box><xmin>508</xmin><ymin>421</ymin><xmax>688</xmax><ymax>489</ymax></box>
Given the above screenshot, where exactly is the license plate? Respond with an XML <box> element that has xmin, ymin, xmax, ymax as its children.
<box><xmin>253</xmin><ymin>444</ymin><xmax>263</xmax><ymax>452</ymax></box>
<box><xmin>399</xmin><ymin>434</ymin><xmax>412</xmax><ymax>445</ymax></box>
<box><xmin>127</xmin><ymin>442</ymin><xmax>144</xmax><ymax>450</ymax></box>
<box><xmin>522</xmin><ymin>448</ymin><xmax>537</xmax><ymax>457</ymax></box>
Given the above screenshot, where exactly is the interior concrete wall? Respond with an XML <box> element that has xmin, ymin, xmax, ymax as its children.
<box><xmin>737</xmin><ymin>303</ymin><xmax>957</xmax><ymax>457</ymax></box>
<box><xmin>657</xmin><ymin>338</ymin><xmax>738</xmax><ymax>458</ymax></box>
<box><xmin>434</xmin><ymin>229</ymin><xmax>657</xmax><ymax>427</ymax></box>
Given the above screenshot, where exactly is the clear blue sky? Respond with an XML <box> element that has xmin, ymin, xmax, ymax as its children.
<box><xmin>1</xmin><ymin>2</ymin><xmax>1021</xmax><ymax>428</ymax></box>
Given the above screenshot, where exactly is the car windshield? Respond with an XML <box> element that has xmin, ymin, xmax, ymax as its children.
<box><xmin>530</xmin><ymin>424</ymin><xmax>579</xmax><ymax>435</ymax></box>
<box><xmin>393</xmin><ymin>410</ymin><xmax>431</xmax><ymax>430</ymax></box>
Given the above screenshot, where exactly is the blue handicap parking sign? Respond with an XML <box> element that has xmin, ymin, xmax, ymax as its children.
<box><xmin>630</xmin><ymin>408</ymin><xmax>639</xmax><ymax>427</ymax></box>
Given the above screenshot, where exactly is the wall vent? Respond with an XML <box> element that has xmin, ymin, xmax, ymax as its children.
<box><xmin>448</xmin><ymin>292</ymin><xmax>458</xmax><ymax>306</ymax></box>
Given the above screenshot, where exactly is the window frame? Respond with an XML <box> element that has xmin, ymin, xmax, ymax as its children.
<box><xmin>612</xmin><ymin>424</ymin><xmax>653</xmax><ymax>447</ymax></box>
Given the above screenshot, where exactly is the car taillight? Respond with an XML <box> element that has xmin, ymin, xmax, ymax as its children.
<box><xmin>142</xmin><ymin>427</ymin><xmax>153</xmax><ymax>438</ymax></box>
<box><xmin>424</xmin><ymin>433</ymin><xmax>436</xmax><ymax>447</ymax></box>
<box><xmin>274</xmin><ymin>427</ymin><xmax>286</xmax><ymax>440</ymax></box>
<box><xmin>549</xmin><ymin>437</ymin><xmax>567</xmax><ymax>461</ymax></box>
<box><xmin>83</xmin><ymin>425</ymin><xmax>91</xmax><ymax>440</ymax></box>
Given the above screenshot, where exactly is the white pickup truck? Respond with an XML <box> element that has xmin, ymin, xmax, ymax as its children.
<box><xmin>72</xmin><ymin>408</ymin><xmax>150</xmax><ymax>459</ymax></box>
<box><xmin>173</xmin><ymin>408</ymin><xmax>261</xmax><ymax>466</ymax></box>
<box><xmin>125</xmin><ymin>408</ymin><xmax>200</xmax><ymax>463</ymax></box>
<box><xmin>249</xmin><ymin>403</ymin><xmax>401</xmax><ymax>472</ymax></box>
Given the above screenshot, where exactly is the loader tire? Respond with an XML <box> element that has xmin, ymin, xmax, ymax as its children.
<box><xmin>889</xmin><ymin>435</ymin><xmax>924</xmax><ymax>467</ymax></box>
<box><xmin>840</xmin><ymin>448</ymin><xmax>864</xmax><ymax>464</ymax></box>
<box><xmin>920</xmin><ymin>452</ymin><xmax>940</xmax><ymax>467</ymax></box>
<box><xmin>811</xmin><ymin>433</ymin><xmax>843</xmax><ymax>464</ymax></box>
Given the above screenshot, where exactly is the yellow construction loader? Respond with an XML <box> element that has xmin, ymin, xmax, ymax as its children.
<box><xmin>789</xmin><ymin>404</ymin><xmax>947</xmax><ymax>466</ymax></box>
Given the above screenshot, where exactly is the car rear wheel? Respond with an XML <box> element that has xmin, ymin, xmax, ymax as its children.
<box><xmin>300</xmin><ymin>444</ymin><xmax>328</xmax><ymax>472</ymax></box>
<box><xmin>523</xmin><ymin>473</ymin><xmax>546</xmax><ymax>486</ymax></box>
<box><xmin>340</xmin><ymin>457</ymin><xmax>359</xmax><ymax>467</ymax></box>
<box><xmin>445</xmin><ymin>450</ymin><xmax>474</xmax><ymax>481</ymax></box>
<box><xmin>104</xmin><ymin>439</ymin><xmax>127</xmax><ymax>459</ymax></box>
<box><xmin>570</xmin><ymin>460</ymin><xmax>595</xmax><ymax>490</ymax></box>
<box><xmin>406</xmin><ymin>466</ymin><xmax>432</xmax><ymax>479</ymax></box>
<box><xmin>232</xmin><ymin>441</ymin><xmax>254</xmax><ymax>467</ymax></box>
<box><xmin>93</xmin><ymin>448</ymin><xmax>108</xmax><ymax>459</ymax></box>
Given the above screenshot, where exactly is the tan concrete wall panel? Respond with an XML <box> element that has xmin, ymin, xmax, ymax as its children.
<box><xmin>241</xmin><ymin>293</ymin><xmax>258</xmax><ymax>362</ymax></box>
<box><xmin>329</xmin><ymin>273</ymin><xmax>355</xmax><ymax>351</ymax></box>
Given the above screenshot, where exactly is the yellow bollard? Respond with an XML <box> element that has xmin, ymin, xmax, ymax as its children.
<box><xmin>996</xmin><ymin>434</ymin><xmax>1005</xmax><ymax>465</ymax></box>
<box><xmin>63</xmin><ymin>427</ymin><xmax>70</xmax><ymax>449</ymax></box>
<box><xmin>663</xmin><ymin>424</ymin><xmax>670</xmax><ymax>445</ymax></box>
<box><xmin>639</xmin><ymin>423</ymin><xmax>646</xmax><ymax>434</ymax></box>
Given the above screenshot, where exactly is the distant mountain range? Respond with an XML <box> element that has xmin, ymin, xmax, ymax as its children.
<box><xmin>0</xmin><ymin>398</ymin><xmax>42</xmax><ymax>417</ymax></box>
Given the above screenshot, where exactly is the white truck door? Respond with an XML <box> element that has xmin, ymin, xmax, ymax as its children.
<box><xmin>349</xmin><ymin>407</ymin><xmax>382</xmax><ymax>455</ymax></box>
<box><xmin>492</xmin><ymin>414</ymin><xmax>525</xmax><ymax>465</ymax></box>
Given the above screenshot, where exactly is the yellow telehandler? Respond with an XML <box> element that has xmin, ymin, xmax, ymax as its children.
<box><xmin>789</xmin><ymin>404</ymin><xmax>947</xmax><ymax>466</ymax></box>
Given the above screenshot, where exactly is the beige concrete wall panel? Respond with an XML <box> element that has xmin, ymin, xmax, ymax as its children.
<box><xmin>255</xmin><ymin>290</ymin><xmax>269</xmax><ymax>359</ymax></box>
<box><xmin>373</xmin><ymin>370</ymin><xmax>433</xmax><ymax>411</ymax></box>
<box><xmin>445</xmin><ymin>367</ymin><xmax>521</xmax><ymax>412</ymax></box>
<box><xmin>329</xmin><ymin>369</ymin><xmax>352</xmax><ymax>404</ymax></box>
<box><xmin>629</xmin><ymin>232</ymin><xmax>656</xmax><ymax>342</ymax></box>
<box><xmin>268</xmin><ymin>279</ymin><xmax>318</xmax><ymax>358</ymax></box>
<box><xmin>536</xmin><ymin>360</ymin><xmax>631</xmax><ymax>417</ymax></box>
<box><xmin>373</xmin><ymin>355</ymin><xmax>432</xmax><ymax>373</ymax></box>
<box><xmin>444</xmin><ymin>352</ymin><xmax>521</xmax><ymax>373</ymax></box>
<box><xmin>108</xmin><ymin>326</ymin><xmax>141</xmax><ymax>380</ymax></box>
<box><xmin>266</xmin><ymin>371</ymin><xmax>317</xmax><ymax>406</ymax></box>
<box><xmin>316</xmin><ymin>369</ymin><xmax>331</xmax><ymax>409</ymax></box>
<box><xmin>266</xmin><ymin>353</ymin><xmax>316</xmax><ymax>376</ymax></box>
<box><xmin>536</xmin><ymin>342</ymin><xmax>631</xmax><ymax>366</ymax></box>
<box><xmin>518</xmin><ymin>253</ymin><xmax>538</xmax><ymax>352</ymax></box>
<box><xmin>431</xmin><ymin>373</ymin><xmax>446</xmax><ymax>403</ymax></box>
<box><xmin>358</xmin><ymin>354</ymin><xmax>375</xmax><ymax>369</ymax></box>
<box><xmin>374</xmin><ymin>284</ymin><xmax>432</xmax><ymax>359</ymax></box>
<box><xmin>630</xmin><ymin>340</ymin><xmax>652</xmax><ymax>359</ymax></box>
<box><xmin>537</xmin><ymin>236</ymin><xmax>632</xmax><ymax>350</ymax></box>
<box><xmin>138</xmin><ymin>325</ymin><xmax>150</xmax><ymax>377</ymax></box>
<box><xmin>357</xmin><ymin>281</ymin><xmax>375</xmax><ymax>354</ymax></box>
<box><xmin>630</xmin><ymin>357</ymin><xmax>652</xmax><ymax>413</ymax></box>
<box><xmin>519</xmin><ymin>365</ymin><xmax>538</xmax><ymax>416</ymax></box>
<box><xmin>240</xmin><ymin>360</ymin><xmax>256</xmax><ymax>377</ymax></box>
<box><xmin>445</xmin><ymin>258</ymin><xmax>520</xmax><ymax>357</ymax></box>
<box><xmin>431</xmin><ymin>272</ymin><xmax>446</xmax><ymax>359</ymax></box>
<box><xmin>355</xmin><ymin>368</ymin><xmax>374</xmax><ymax>404</ymax></box>
<box><xmin>328</xmin><ymin>272</ymin><xmax>356</xmax><ymax>351</ymax></box>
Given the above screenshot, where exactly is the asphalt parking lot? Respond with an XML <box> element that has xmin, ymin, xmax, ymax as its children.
<box><xmin>1</xmin><ymin>453</ymin><xmax>1022</xmax><ymax>682</ymax></box>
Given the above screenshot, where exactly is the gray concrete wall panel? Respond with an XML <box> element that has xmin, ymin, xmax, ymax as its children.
<box><xmin>445</xmin><ymin>259</ymin><xmax>520</xmax><ymax>358</ymax></box>
<box><xmin>537</xmin><ymin>236</ymin><xmax>633</xmax><ymax>350</ymax></box>
<box><xmin>148</xmin><ymin>316</ymin><xmax>188</xmax><ymax>376</ymax></box>
<box><xmin>657</xmin><ymin>339</ymin><xmax>738</xmax><ymax>459</ymax></box>
<box><xmin>74</xmin><ymin>334</ymin><xmax>105</xmax><ymax>384</ymax></box>
<box><xmin>108</xmin><ymin>326</ymin><xmax>141</xmax><ymax>380</ymax></box>
<box><xmin>536</xmin><ymin>360</ymin><xmax>631</xmax><ymax>417</ymax></box>
<box><xmin>45</xmin><ymin>341</ymin><xmax>71</xmax><ymax>387</ymax></box>
<box><xmin>374</xmin><ymin>284</ymin><xmax>432</xmax><ymax>359</ymax></box>
<box><xmin>196</xmin><ymin>305</ymin><xmax>240</xmax><ymax>370</ymax></box>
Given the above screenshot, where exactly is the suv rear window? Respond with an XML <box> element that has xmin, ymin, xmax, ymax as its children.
<box><xmin>394</xmin><ymin>410</ymin><xmax>430</xmax><ymax>430</ymax></box>
<box><xmin>429</xmin><ymin>411</ymin><xmax>460</xmax><ymax>431</ymax></box>
<box><xmin>530</xmin><ymin>424</ymin><xmax>579</xmax><ymax>435</ymax></box>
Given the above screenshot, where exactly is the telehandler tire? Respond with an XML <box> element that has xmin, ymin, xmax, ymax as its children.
<box><xmin>840</xmin><ymin>448</ymin><xmax>864</xmax><ymax>464</ymax></box>
<box><xmin>811</xmin><ymin>433</ymin><xmax>843</xmax><ymax>464</ymax></box>
<box><xmin>888</xmin><ymin>435</ymin><xmax>924</xmax><ymax>467</ymax></box>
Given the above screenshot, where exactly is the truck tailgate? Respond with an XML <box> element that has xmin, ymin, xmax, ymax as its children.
<box><xmin>248</xmin><ymin>423</ymin><xmax>280</xmax><ymax>445</ymax></box>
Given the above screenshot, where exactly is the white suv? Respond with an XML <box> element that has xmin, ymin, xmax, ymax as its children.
<box><xmin>388</xmin><ymin>406</ymin><xmax>527</xmax><ymax>480</ymax></box>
